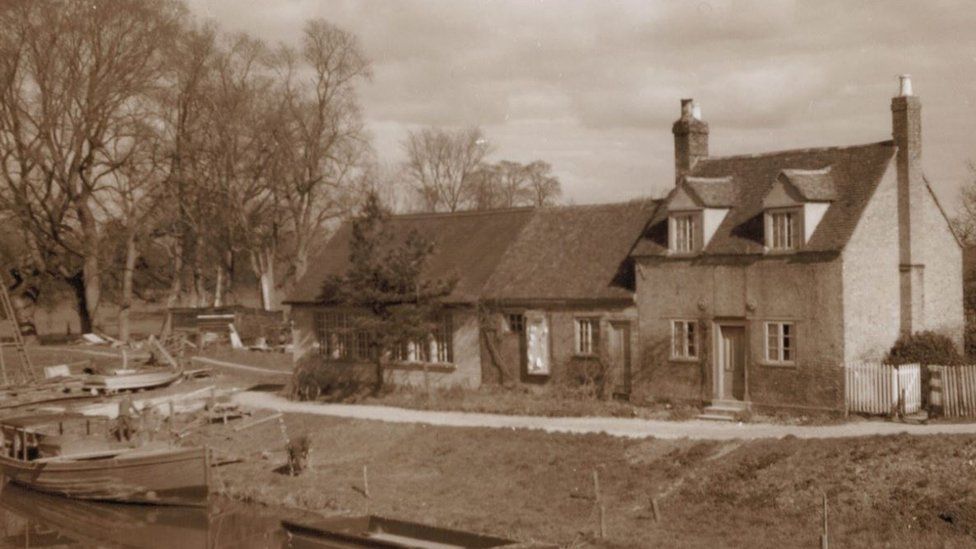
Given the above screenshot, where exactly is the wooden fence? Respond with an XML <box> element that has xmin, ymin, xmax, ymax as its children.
<box><xmin>844</xmin><ymin>362</ymin><xmax>921</xmax><ymax>416</ymax></box>
<box><xmin>932</xmin><ymin>365</ymin><xmax>976</xmax><ymax>418</ymax></box>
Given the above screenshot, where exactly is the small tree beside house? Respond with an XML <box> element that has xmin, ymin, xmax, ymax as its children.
<box><xmin>314</xmin><ymin>192</ymin><xmax>456</xmax><ymax>395</ymax></box>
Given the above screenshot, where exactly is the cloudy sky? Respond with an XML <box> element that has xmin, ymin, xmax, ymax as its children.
<box><xmin>186</xmin><ymin>0</ymin><xmax>976</xmax><ymax>208</ymax></box>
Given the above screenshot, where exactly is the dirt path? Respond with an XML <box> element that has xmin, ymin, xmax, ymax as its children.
<box><xmin>233</xmin><ymin>391</ymin><xmax>976</xmax><ymax>441</ymax></box>
<box><xmin>189</xmin><ymin>356</ymin><xmax>292</xmax><ymax>377</ymax></box>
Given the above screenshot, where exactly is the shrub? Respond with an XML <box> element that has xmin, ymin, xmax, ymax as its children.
<box><xmin>884</xmin><ymin>331</ymin><xmax>962</xmax><ymax>366</ymax></box>
<box><xmin>289</xmin><ymin>354</ymin><xmax>375</xmax><ymax>401</ymax></box>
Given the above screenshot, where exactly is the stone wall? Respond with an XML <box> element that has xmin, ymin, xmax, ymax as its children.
<box><xmin>634</xmin><ymin>256</ymin><xmax>846</xmax><ymax>411</ymax></box>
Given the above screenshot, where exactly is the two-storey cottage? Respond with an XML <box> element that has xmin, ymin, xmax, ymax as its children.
<box><xmin>630</xmin><ymin>76</ymin><xmax>963</xmax><ymax>414</ymax></box>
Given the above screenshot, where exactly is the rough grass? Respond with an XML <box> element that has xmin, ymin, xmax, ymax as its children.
<box><xmin>189</xmin><ymin>413</ymin><xmax>976</xmax><ymax>548</ymax></box>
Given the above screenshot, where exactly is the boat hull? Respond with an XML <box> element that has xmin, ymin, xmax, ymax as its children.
<box><xmin>0</xmin><ymin>445</ymin><xmax>208</xmax><ymax>505</ymax></box>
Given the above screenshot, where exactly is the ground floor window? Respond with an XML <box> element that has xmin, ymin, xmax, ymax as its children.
<box><xmin>575</xmin><ymin>318</ymin><xmax>600</xmax><ymax>356</ymax></box>
<box><xmin>671</xmin><ymin>320</ymin><xmax>698</xmax><ymax>360</ymax></box>
<box><xmin>314</xmin><ymin>310</ymin><xmax>452</xmax><ymax>364</ymax></box>
<box><xmin>393</xmin><ymin>314</ymin><xmax>454</xmax><ymax>364</ymax></box>
<box><xmin>765</xmin><ymin>321</ymin><xmax>795</xmax><ymax>363</ymax></box>
<box><xmin>314</xmin><ymin>311</ymin><xmax>369</xmax><ymax>361</ymax></box>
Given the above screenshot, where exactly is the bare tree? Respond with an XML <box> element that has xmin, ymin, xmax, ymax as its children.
<box><xmin>524</xmin><ymin>160</ymin><xmax>562</xmax><ymax>207</ymax></box>
<box><xmin>402</xmin><ymin>127</ymin><xmax>491</xmax><ymax>212</ymax></box>
<box><xmin>0</xmin><ymin>0</ymin><xmax>182</xmax><ymax>333</ymax></box>
<box><xmin>953</xmin><ymin>162</ymin><xmax>976</xmax><ymax>245</ymax></box>
<box><xmin>274</xmin><ymin>19</ymin><xmax>372</xmax><ymax>289</ymax></box>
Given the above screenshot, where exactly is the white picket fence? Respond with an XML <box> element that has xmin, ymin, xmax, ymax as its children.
<box><xmin>844</xmin><ymin>362</ymin><xmax>921</xmax><ymax>416</ymax></box>
<box><xmin>933</xmin><ymin>364</ymin><xmax>976</xmax><ymax>417</ymax></box>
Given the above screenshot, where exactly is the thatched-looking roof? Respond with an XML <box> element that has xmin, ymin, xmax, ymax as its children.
<box><xmin>287</xmin><ymin>200</ymin><xmax>659</xmax><ymax>306</ymax></box>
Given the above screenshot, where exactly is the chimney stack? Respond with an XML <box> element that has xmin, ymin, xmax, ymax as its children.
<box><xmin>673</xmin><ymin>98</ymin><xmax>709</xmax><ymax>184</ymax></box>
<box><xmin>891</xmin><ymin>74</ymin><xmax>925</xmax><ymax>334</ymax></box>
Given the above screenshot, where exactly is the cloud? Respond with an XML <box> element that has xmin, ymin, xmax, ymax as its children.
<box><xmin>185</xmin><ymin>0</ymin><xmax>976</xmax><ymax>208</ymax></box>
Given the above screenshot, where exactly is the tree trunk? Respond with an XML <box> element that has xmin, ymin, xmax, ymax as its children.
<box><xmin>192</xmin><ymin>233</ymin><xmax>206</xmax><ymax>307</ymax></box>
<box><xmin>213</xmin><ymin>264</ymin><xmax>224</xmax><ymax>307</ymax></box>
<box><xmin>372</xmin><ymin>356</ymin><xmax>384</xmax><ymax>395</ymax></box>
<box><xmin>259</xmin><ymin>267</ymin><xmax>274</xmax><ymax>311</ymax></box>
<box><xmin>118</xmin><ymin>232</ymin><xmax>137</xmax><ymax>343</ymax></box>
<box><xmin>67</xmin><ymin>271</ymin><xmax>93</xmax><ymax>334</ymax></box>
<box><xmin>294</xmin><ymin>234</ymin><xmax>310</xmax><ymax>284</ymax></box>
<box><xmin>160</xmin><ymin>240</ymin><xmax>183</xmax><ymax>339</ymax></box>
<box><xmin>6</xmin><ymin>276</ymin><xmax>39</xmax><ymax>344</ymax></box>
<box><xmin>253</xmin><ymin>247</ymin><xmax>275</xmax><ymax>311</ymax></box>
<box><xmin>77</xmin><ymin>201</ymin><xmax>101</xmax><ymax>332</ymax></box>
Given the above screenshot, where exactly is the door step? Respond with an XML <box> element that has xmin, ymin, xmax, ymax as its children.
<box><xmin>698</xmin><ymin>400</ymin><xmax>751</xmax><ymax>422</ymax></box>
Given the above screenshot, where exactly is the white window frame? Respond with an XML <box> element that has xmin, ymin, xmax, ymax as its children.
<box><xmin>671</xmin><ymin>320</ymin><xmax>698</xmax><ymax>360</ymax></box>
<box><xmin>669</xmin><ymin>212</ymin><xmax>699</xmax><ymax>254</ymax></box>
<box><xmin>575</xmin><ymin>318</ymin><xmax>600</xmax><ymax>356</ymax></box>
<box><xmin>765</xmin><ymin>208</ymin><xmax>800</xmax><ymax>251</ymax></box>
<box><xmin>764</xmin><ymin>321</ymin><xmax>795</xmax><ymax>364</ymax></box>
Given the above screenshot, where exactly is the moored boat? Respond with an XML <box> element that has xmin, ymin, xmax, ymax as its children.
<box><xmin>281</xmin><ymin>515</ymin><xmax>518</xmax><ymax>548</ymax></box>
<box><xmin>0</xmin><ymin>413</ymin><xmax>209</xmax><ymax>505</ymax></box>
<box><xmin>82</xmin><ymin>368</ymin><xmax>182</xmax><ymax>393</ymax></box>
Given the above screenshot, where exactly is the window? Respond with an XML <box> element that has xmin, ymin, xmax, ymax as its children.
<box><xmin>671</xmin><ymin>213</ymin><xmax>697</xmax><ymax>254</ymax></box>
<box><xmin>768</xmin><ymin>210</ymin><xmax>797</xmax><ymax>251</ymax></box>
<box><xmin>393</xmin><ymin>315</ymin><xmax>454</xmax><ymax>364</ymax></box>
<box><xmin>671</xmin><ymin>320</ymin><xmax>698</xmax><ymax>360</ymax></box>
<box><xmin>575</xmin><ymin>318</ymin><xmax>600</xmax><ymax>356</ymax></box>
<box><xmin>314</xmin><ymin>311</ymin><xmax>373</xmax><ymax>361</ymax></box>
<box><xmin>507</xmin><ymin>313</ymin><xmax>524</xmax><ymax>334</ymax></box>
<box><xmin>765</xmin><ymin>322</ymin><xmax>795</xmax><ymax>363</ymax></box>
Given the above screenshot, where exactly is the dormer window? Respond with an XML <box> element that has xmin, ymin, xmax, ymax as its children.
<box><xmin>761</xmin><ymin>167</ymin><xmax>835</xmax><ymax>253</ymax></box>
<box><xmin>670</xmin><ymin>212</ymin><xmax>698</xmax><ymax>254</ymax></box>
<box><xmin>767</xmin><ymin>209</ymin><xmax>799</xmax><ymax>251</ymax></box>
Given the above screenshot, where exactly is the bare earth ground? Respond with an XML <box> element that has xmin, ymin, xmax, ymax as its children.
<box><xmin>184</xmin><ymin>413</ymin><xmax>976</xmax><ymax>549</ymax></box>
<box><xmin>8</xmin><ymin>345</ymin><xmax>976</xmax><ymax>547</ymax></box>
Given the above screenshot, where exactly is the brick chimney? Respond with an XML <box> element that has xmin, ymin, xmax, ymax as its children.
<box><xmin>892</xmin><ymin>74</ymin><xmax>925</xmax><ymax>334</ymax></box>
<box><xmin>672</xmin><ymin>98</ymin><xmax>709</xmax><ymax>184</ymax></box>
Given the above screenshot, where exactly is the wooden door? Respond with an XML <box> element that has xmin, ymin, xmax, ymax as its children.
<box><xmin>718</xmin><ymin>325</ymin><xmax>745</xmax><ymax>400</ymax></box>
<box><xmin>607</xmin><ymin>322</ymin><xmax>632</xmax><ymax>396</ymax></box>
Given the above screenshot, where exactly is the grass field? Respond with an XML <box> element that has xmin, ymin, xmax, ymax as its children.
<box><xmin>190</xmin><ymin>413</ymin><xmax>976</xmax><ymax>548</ymax></box>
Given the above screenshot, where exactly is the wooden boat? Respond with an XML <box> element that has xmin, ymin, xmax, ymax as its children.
<box><xmin>0</xmin><ymin>413</ymin><xmax>209</xmax><ymax>505</ymax></box>
<box><xmin>82</xmin><ymin>368</ymin><xmax>181</xmax><ymax>393</ymax></box>
<box><xmin>281</xmin><ymin>516</ymin><xmax>517</xmax><ymax>548</ymax></box>
<box><xmin>0</xmin><ymin>482</ymin><xmax>211</xmax><ymax>548</ymax></box>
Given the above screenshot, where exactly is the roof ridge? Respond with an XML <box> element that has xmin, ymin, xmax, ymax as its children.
<box><xmin>543</xmin><ymin>197</ymin><xmax>660</xmax><ymax>213</ymax></box>
<box><xmin>703</xmin><ymin>139</ymin><xmax>895</xmax><ymax>163</ymax></box>
<box><xmin>391</xmin><ymin>206</ymin><xmax>536</xmax><ymax>220</ymax></box>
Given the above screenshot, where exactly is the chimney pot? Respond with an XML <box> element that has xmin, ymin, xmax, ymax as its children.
<box><xmin>898</xmin><ymin>74</ymin><xmax>913</xmax><ymax>97</ymax></box>
<box><xmin>680</xmin><ymin>98</ymin><xmax>694</xmax><ymax>118</ymax></box>
<box><xmin>692</xmin><ymin>103</ymin><xmax>702</xmax><ymax>121</ymax></box>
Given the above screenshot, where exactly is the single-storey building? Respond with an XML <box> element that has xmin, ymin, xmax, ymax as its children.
<box><xmin>630</xmin><ymin>76</ymin><xmax>963</xmax><ymax>414</ymax></box>
<box><xmin>286</xmin><ymin>200</ymin><xmax>657</xmax><ymax>394</ymax></box>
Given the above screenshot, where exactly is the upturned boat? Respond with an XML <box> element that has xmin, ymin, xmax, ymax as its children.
<box><xmin>0</xmin><ymin>413</ymin><xmax>209</xmax><ymax>505</ymax></box>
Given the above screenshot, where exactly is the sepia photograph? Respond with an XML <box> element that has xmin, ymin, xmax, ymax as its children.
<box><xmin>0</xmin><ymin>0</ymin><xmax>975</xmax><ymax>547</ymax></box>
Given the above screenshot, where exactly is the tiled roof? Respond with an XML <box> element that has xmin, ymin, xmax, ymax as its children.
<box><xmin>286</xmin><ymin>208</ymin><xmax>535</xmax><ymax>304</ymax></box>
<box><xmin>632</xmin><ymin>140</ymin><xmax>897</xmax><ymax>257</ymax></box>
<box><xmin>287</xmin><ymin>200</ymin><xmax>660</xmax><ymax>305</ymax></box>
<box><xmin>684</xmin><ymin>176</ymin><xmax>736</xmax><ymax>207</ymax></box>
<box><xmin>482</xmin><ymin>199</ymin><xmax>660</xmax><ymax>302</ymax></box>
<box><xmin>780</xmin><ymin>168</ymin><xmax>837</xmax><ymax>201</ymax></box>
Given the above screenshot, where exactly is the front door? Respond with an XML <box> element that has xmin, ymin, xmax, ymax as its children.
<box><xmin>717</xmin><ymin>325</ymin><xmax>745</xmax><ymax>401</ymax></box>
<box><xmin>607</xmin><ymin>322</ymin><xmax>632</xmax><ymax>396</ymax></box>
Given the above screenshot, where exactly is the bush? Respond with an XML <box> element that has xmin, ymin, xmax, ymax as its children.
<box><xmin>289</xmin><ymin>354</ymin><xmax>376</xmax><ymax>401</ymax></box>
<box><xmin>885</xmin><ymin>331</ymin><xmax>962</xmax><ymax>366</ymax></box>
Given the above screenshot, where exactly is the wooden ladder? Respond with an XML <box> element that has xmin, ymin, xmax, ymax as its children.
<box><xmin>0</xmin><ymin>273</ymin><xmax>36</xmax><ymax>385</ymax></box>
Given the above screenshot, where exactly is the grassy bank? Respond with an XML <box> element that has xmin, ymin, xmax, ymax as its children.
<box><xmin>186</xmin><ymin>411</ymin><xmax>976</xmax><ymax>548</ymax></box>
